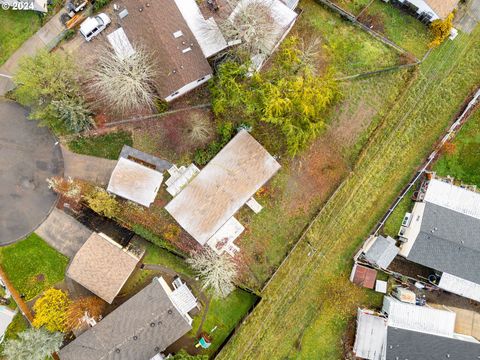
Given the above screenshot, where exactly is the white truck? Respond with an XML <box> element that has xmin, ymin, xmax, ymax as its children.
<box><xmin>79</xmin><ymin>13</ymin><xmax>111</xmax><ymax>41</ymax></box>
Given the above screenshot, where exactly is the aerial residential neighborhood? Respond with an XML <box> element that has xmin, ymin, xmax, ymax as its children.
<box><xmin>0</xmin><ymin>0</ymin><xmax>479</xmax><ymax>358</ymax></box>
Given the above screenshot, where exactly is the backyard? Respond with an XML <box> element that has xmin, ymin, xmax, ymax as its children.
<box><xmin>217</xmin><ymin>19</ymin><xmax>480</xmax><ymax>360</ymax></box>
<box><xmin>0</xmin><ymin>233</ymin><xmax>69</xmax><ymax>300</ymax></box>
<box><xmin>433</xmin><ymin>108</ymin><xmax>480</xmax><ymax>187</ymax></box>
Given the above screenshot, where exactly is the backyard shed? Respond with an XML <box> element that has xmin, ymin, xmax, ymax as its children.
<box><xmin>165</xmin><ymin>130</ymin><xmax>280</xmax><ymax>247</ymax></box>
<box><xmin>350</xmin><ymin>264</ymin><xmax>377</xmax><ymax>289</ymax></box>
<box><xmin>363</xmin><ymin>235</ymin><xmax>399</xmax><ymax>269</ymax></box>
<box><xmin>107</xmin><ymin>157</ymin><xmax>163</xmax><ymax>207</ymax></box>
<box><xmin>353</xmin><ymin>309</ymin><xmax>387</xmax><ymax>360</ymax></box>
<box><xmin>67</xmin><ymin>232</ymin><xmax>140</xmax><ymax>304</ymax></box>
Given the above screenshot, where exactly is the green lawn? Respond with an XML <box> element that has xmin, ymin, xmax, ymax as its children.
<box><xmin>433</xmin><ymin>109</ymin><xmax>480</xmax><ymax>187</ymax></box>
<box><xmin>218</xmin><ymin>24</ymin><xmax>480</xmax><ymax>360</ymax></box>
<box><xmin>67</xmin><ymin>131</ymin><xmax>133</xmax><ymax>160</ymax></box>
<box><xmin>381</xmin><ymin>185</ymin><xmax>415</xmax><ymax>238</ymax></box>
<box><xmin>191</xmin><ymin>289</ymin><xmax>258</xmax><ymax>356</ymax></box>
<box><xmin>360</xmin><ymin>0</ymin><xmax>433</xmax><ymax>58</ymax></box>
<box><xmin>0</xmin><ymin>10</ymin><xmax>41</xmax><ymax>65</ymax></box>
<box><xmin>299</xmin><ymin>0</ymin><xmax>400</xmax><ymax>75</ymax></box>
<box><xmin>0</xmin><ymin>234</ymin><xmax>69</xmax><ymax>300</ymax></box>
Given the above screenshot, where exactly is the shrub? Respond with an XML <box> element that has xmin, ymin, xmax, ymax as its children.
<box><xmin>2</xmin><ymin>328</ymin><xmax>63</xmax><ymax>360</ymax></box>
<box><xmin>66</xmin><ymin>296</ymin><xmax>106</xmax><ymax>331</ymax></box>
<box><xmin>131</xmin><ymin>224</ymin><xmax>186</xmax><ymax>257</ymax></box>
<box><xmin>429</xmin><ymin>13</ymin><xmax>454</xmax><ymax>48</ymax></box>
<box><xmin>187</xmin><ymin>114</ymin><xmax>212</xmax><ymax>143</ymax></box>
<box><xmin>83</xmin><ymin>187</ymin><xmax>118</xmax><ymax>218</ymax></box>
<box><xmin>51</xmin><ymin>97</ymin><xmax>93</xmax><ymax>133</ymax></box>
<box><xmin>193</xmin><ymin>122</ymin><xmax>235</xmax><ymax>165</ymax></box>
<box><xmin>32</xmin><ymin>289</ymin><xmax>70</xmax><ymax>333</ymax></box>
<box><xmin>93</xmin><ymin>0</ymin><xmax>110</xmax><ymax>11</ymax></box>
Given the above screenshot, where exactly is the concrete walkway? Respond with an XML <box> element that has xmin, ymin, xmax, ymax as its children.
<box><xmin>61</xmin><ymin>145</ymin><xmax>117</xmax><ymax>186</ymax></box>
<box><xmin>456</xmin><ymin>0</ymin><xmax>480</xmax><ymax>34</ymax></box>
<box><xmin>36</xmin><ymin>208</ymin><xmax>92</xmax><ymax>258</ymax></box>
<box><xmin>0</xmin><ymin>10</ymin><xmax>67</xmax><ymax>96</ymax></box>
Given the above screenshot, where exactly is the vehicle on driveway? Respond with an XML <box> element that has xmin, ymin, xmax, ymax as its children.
<box><xmin>80</xmin><ymin>13</ymin><xmax>111</xmax><ymax>41</ymax></box>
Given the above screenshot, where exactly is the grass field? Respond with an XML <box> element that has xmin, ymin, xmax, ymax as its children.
<box><xmin>0</xmin><ymin>10</ymin><xmax>41</xmax><ymax>65</ymax></box>
<box><xmin>67</xmin><ymin>131</ymin><xmax>133</xmax><ymax>160</ymax></box>
<box><xmin>218</xmin><ymin>23</ymin><xmax>480</xmax><ymax>360</ymax></box>
<box><xmin>381</xmin><ymin>185</ymin><xmax>415</xmax><ymax>238</ymax></box>
<box><xmin>358</xmin><ymin>0</ymin><xmax>433</xmax><ymax>57</ymax></box>
<box><xmin>0</xmin><ymin>234</ymin><xmax>69</xmax><ymax>300</ymax></box>
<box><xmin>433</xmin><ymin>109</ymin><xmax>480</xmax><ymax>187</ymax></box>
<box><xmin>298</xmin><ymin>0</ymin><xmax>399</xmax><ymax>75</ymax></box>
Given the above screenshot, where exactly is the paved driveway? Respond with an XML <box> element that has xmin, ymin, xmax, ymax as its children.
<box><xmin>456</xmin><ymin>0</ymin><xmax>480</xmax><ymax>34</ymax></box>
<box><xmin>0</xmin><ymin>100</ymin><xmax>63</xmax><ymax>244</ymax></box>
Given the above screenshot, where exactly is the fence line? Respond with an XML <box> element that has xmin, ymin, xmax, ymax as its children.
<box><xmin>313</xmin><ymin>0</ymin><xmax>414</xmax><ymax>58</ymax></box>
<box><xmin>372</xmin><ymin>87</ymin><xmax>480</xmax><ymax>235</ymax></box>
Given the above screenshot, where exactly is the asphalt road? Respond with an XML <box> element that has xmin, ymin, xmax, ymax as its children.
<box><xmin>0</xmin><ymin>100</ymin><xmax>63</xmax><ymax>245</ymax></box>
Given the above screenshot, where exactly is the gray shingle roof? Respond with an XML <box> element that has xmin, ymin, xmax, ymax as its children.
<box><xmin>364</xmin><ymin>235</ymin><xmax>399</xmax><ymax>269</ymax></box>
<box><xmin>59</xmin><ymin>279</ymin><xmax>191</xmax><ymax>360</ymax></box>
<box><xmin>386</xmin><ymin>327</ymin><xmax>480</xmax><ymax>360</ymax></box>
<box><xmin>406</xmin><ymin>202</ymin><xmax>480</xmax><ymax>284</ymax></box>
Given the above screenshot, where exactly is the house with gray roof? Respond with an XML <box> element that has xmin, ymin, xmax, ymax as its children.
<box><xmin>398</xmin><ymin>178</ymin><xmax>480</xmax><ymax>302</ymax></box>
<box><xmin>353</xmin><ymin>296</ymin><xmax>480</xmax><ymax>360</ymax></box>
<box><xmin>58</xmin><ymin>277</ymin><xmax>196</xmax><ymax>360</ymax></box>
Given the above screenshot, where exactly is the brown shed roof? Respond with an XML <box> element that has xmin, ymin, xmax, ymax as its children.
<box><xmin>351</xmin><ymin>264</ymin><xmax>377</xmax><ymax>289</ymax></box>
<box><xmin>425</xmin><ymin>0</ymin><xmax>459</xmax><ymax>19</ymax></box>
<box><xmin>115</xmin><ymin>0</ymin><xmax>213</xmax><ymax>98</ymax></box>
<box><xmin>165</xmin><ymin>130</ymin><xmax>281</xmax><ymax>245</ymax></box>
<box><xmin>67</xmin><ymin>233</ymin><xmax>140</xmax><ymax>303</ymax></box>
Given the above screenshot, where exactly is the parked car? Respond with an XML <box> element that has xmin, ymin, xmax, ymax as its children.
<box><xmin>80</xmin><ymin>13</ymin><xmax>111</xmax><ymax>42</ymax></box>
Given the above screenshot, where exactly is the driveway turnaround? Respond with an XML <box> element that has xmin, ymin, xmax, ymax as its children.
<box><xmin>0</xmin><ymin>100</ymin><xmax>63</xmax><ymax>244</ymax></box>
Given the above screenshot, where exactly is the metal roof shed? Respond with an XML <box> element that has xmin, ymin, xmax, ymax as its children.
<box><xmin>107</xmin><ymin>157</ymin><xmax>163</xmax><ymax>207</ymax></box>
<box><xmin>353</xmin><ymin>309</ymin><xmax>387</xmax><ymax>360</ymax></box>
<box><xmin>363</xmin><ymin>235</ymin><xmax>399</xmax><ymax>269</ymax></box>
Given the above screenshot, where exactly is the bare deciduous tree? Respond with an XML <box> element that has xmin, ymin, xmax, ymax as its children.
<box><xmin>201</xmin><ymin>0</ymin><xmax>280</xmax><ymax>58</ymax></box>
<box><xmin>187</xmin><ymin>249</ymin><xmax>237</xmax><ymax>298</ymax></box>
<box><xmin>88</xmin><ymin>47</ymin><xmax>158</xmax><ymax>113</ymax></box>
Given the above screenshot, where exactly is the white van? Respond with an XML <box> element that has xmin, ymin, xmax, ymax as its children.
<box><xmin>80</xmin><ymin>13</ymin><xmax>111</xmax><ymax>41</ymax></box>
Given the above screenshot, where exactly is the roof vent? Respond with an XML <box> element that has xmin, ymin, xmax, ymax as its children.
<box><xmin>138</xmin><ymin>6</ymin><xmax>143</xmax><ymax>11</ymax></box>
<box><xmin>150</xmin><ymin>322</ymin><xmax>156</xmax><ymax>327</ymax></box>
<box><xmin>146</xmin><ymin>2</ymin><xmax>150</xmax><ymax>6</ymax></box>
<box><xmin>172</xmin><ymin>69</ymin><xmax>177</xmax><ymax>74</ymax></box>
<box><xmin>157</xmin><ymin>320</ymin><xmax>162</xmax><ymax>325</ymax></box>
<box><xmin>168</xmin><ymin>309</ymin><xmax>173</xmax><ymax>315</ymax></box>
<box><xmin>173</xmin><ymin>30</ymin><xmax>183</xmax><ymax>38</ymax></box>
<box><xmin>119</xmin><ymin>9</ymin><xmax>128</xmax><ymax>19</ymax></box>
<box><xmin>133</xmin><ymin>335</ymin><xmax>138</xmax><ymax>340</ymax></box>
<box><xmin>154</xmin><ymin>346</ymin><xmax>160</xmax><ymax>352</ymax></box>
<box><xmin>115</xmin><ymin>349</ymin><xmax>121</xmax><ymax>353</ymax></box>
<box><xmin>182</xmin><ymin>47</ymin><xmax>192</xmax><ymax>53</ymax></box>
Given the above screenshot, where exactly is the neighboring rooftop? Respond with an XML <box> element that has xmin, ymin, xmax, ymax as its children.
<box><xmin>424</xmin><ymin>0</ymin><xmax>460</xmax><ymax>19</ymax></box>
<box><xmin>354</xmin><ymin>296</ymin><xmax>480</xmax><ymax>360</ymax></box>
<box><xmin>113</xmin><ymin>0</ymin><xmax>213</xmax><ymax>99</ymax></box>
<box><xmin>58</xmin><ymin>278</ymin><xmax>192</xmax><ymax>360</ymax></box>
<box><xmin>165</xmin><ymin>130</ymin><xmax>280</xmax><ymax>245</ymax></box>
<box><xmin>67</xmin><ymin>232</ymin><xmax>140</xmax><ymax>304</ymax></box>
<box><xmin>386</xmin><ymin>327</ymin><xmax>480</xmax><ymax>360</ymax></box>
<box><xmin>107</xmin><ymin>157</ymin><xmax>163</xmax><ymax>207</ymax></box>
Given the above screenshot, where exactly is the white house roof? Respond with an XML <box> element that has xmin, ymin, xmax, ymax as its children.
<box><xmin>107</xmin><ymin>157</ymin><xmax>163</xmax><ymax>207</ymax></box>
<box><xmin>107</xmin><ymin>27</ymin><xmax>136</xmax><ymax>60</ymax></box>
<box><xmin>229</xmin><ymin>0</ymin><xmax>297</xmax><ymax>69</ymax></box>
<box><xmin>165</xmin><ymin>130</ymin><xmax>280</xmax><ymax>245</ymax></box>
<box><xmin>0</xmin><ymin>306</ymin><xmax>16</xmax><ymax>341</ymax></box>
<box><xmin>382</xmin><ymin>296</ymin><xmax>456</xmax><ymax>337</ymax></box>
<box><xmin>439</xmin><ymin>272</ymin><xmax>480</xmax><ymax>302</ymax></box>
<box><xmin>353</xmin><ymin>309</ymin><xmax>387</xmax><ymax>360</ymax></box>
<box><xmin>170</xmin><ymin>283</ymin><xmax>197</xmax><ymax>314</ymax></box>
<box><xmin>424</xmin><ymin>178</ymin><xmax>480</xmax><ymax>220</ymax></box>
<box><xmin>174</xmin><ymin>0</ymin><xmax>228</xmax><ymax>58</ymax></box>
